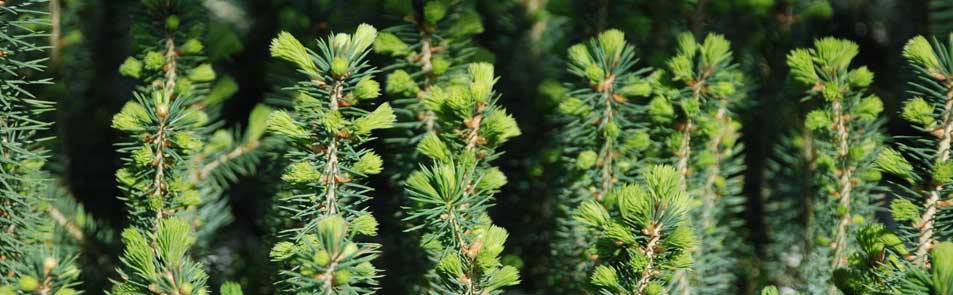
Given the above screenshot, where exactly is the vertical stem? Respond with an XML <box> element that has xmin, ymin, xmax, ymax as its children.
<box><xmin>829</xmin><ymin>99</ymin><xmax>852</xmax><ymax>295</ymax></box>
<box><xmin>697</xmin><ymin>106</ymin><xmax>730</xmax><ymax>249</ymax></box>
<box><xmin>673</xmin><ymin>73</ymin><xmax>710</xmax><ymax>295</ymax></box>
<box><xmin>915</xmin><ymin>96</ymin><xmax>953</xmax><ymax>264</ymax></box>
<box><xmin>162</xmin><ymin>36</ymin><xmax>177</xmax><ymax>102</ymax></box>
<box><xmin>414</xmin><ymin>13</ymin><xmax>438</xmax><ymax>133</ymax></box>
<box><xmin>633</xmin><ymin>222</ymin><xmax>663</xmax><ymax>294</ymax></box>
<box><xmin>599</xmin><ymin>79</ymin><xmax>616</xmax><ymax>199</ymax></box>
<box><xmin>676</xmin><ymin>120</ymin><xmax>693</xmax><ymax>190</ymax></box>
<box><xmin>48</xmin><ymin>0</ymin><xmax>61</xmax><ymax>65</ymax></box>
<box><xmin>150</xmin><ymin>35</ymin><xmax>178</xmax><ymax>224</ymax></box>
<box><xmin>322</xmin><ymin>81</ymin><xmax>345</xmax><ymax>215</ymax></box>
<box><xmin>434</xmin><ymin>103</ymin><xmax>489</xmax><ymax>295</ymax></box>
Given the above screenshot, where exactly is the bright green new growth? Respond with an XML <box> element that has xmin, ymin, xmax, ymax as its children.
<box><xmin>113</xmin><ymin>219</ymin><xmax>209</xmax><ymax>295</ymax></box>
<box><xmin>375</xmin><ymin>0</ymin><xmax>488</xmax><ymax>167</ymax></box>
<box><xmin>834</xmin><ymin>34</ymin><xmax>953</xmax><ymax>295</ymax></box>
<box><xmin>889</xmin><ymin>34</ymin><xmax>953</xmax><ymax>266</ymax></box>
<box><xmin>0</xmin><ymin>1</ymin><xmax>82</xmax><ymax>294</ymax></box>
<box><xmin>267</xmin><ymin>25</ymin><xmax>389</xmax><ymax>294</ymax></box>
<box><xmin>270</xmin><ymin>31</ymin><xmax>319</xmax><ymax>75</ymax></box>
<box><xmin>110</xmin><ymin>0</ymin><xmax>263</xmax><ymax>293</ymax></box>
<box><xmin>402</xmin><ymin>63</ymin><xmax>521</xmax><ymax>294</ymax></box>
<box><xmin>658</xmin><ymin>32</ymin><xmax>748</xmax><ymax>295</ymax></box>
<box><xmin>573</xmin><ymin>165</ymin><xmax>694</xmax><ymax>295</ymax></box>
<box><xmin>375</xmin><ymin>2</ymin><xmax>491</xmax><ymax>292</ymax></box>
<box><xmin>786</xmin><ymin>37</ymin><xmax>885</xmax><ymax>295</ymax></box>
<box><xmin>548</xmin><ymin>28</ymin><xmax>655</xmax><ymax>294</ymax></box>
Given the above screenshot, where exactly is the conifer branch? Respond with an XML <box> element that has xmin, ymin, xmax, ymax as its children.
<box><xmin>573</xmin><ymin>166</ymin><xmax>694</xmax><ymax>295</ymax></box>
<box><xmin>377</xmin><ymin>0</ymin><xmax>485</xmax><ymax>152</ymax></box>
<box><xmin>863</xmin><ymin>36</ymin><xmax>953</xmax><ymax>281</ymax></box>
<box><xmin>323</xmin><ymin>80</ymin><xmax>345</xmax><ymax>215</ymax></box>
<box><xmin>48</xmin><ymin>205</ymin><xmax>85</xmax><ymax>243</ymax></box>
<box><xmin>0</xmin><ymin>1</ymin><xmax>82</xmax><ymax>293</ymax></box>
<box><xmin>830</xmin><ymin>98</ymin><xmax>852</xmax><ymax>274</ymax></box>
<box><xmin>914</xmin><ymin>71</ymin><xmax>953</xmax><ymax>265</ymax></box>
<box><xmin>659</xmin><ymin>32</ymin><xmax>746</xmax><ymax>295</ymax></box>
<box><xmin>547</xmin><ymin>28</ymin><xmax>657</xmax><ymax>293</ymax></box>
<box><xmin>787</xmin><ymin>37</ymin><xmax>884</xmax><ymax>294</ymax></box>
<box><xmin>375</xmin><ymin>3</ymin><xmax>489</xmax><ymax>291</ymax></box>
<box><xmin>598</xmin><ymin>73</ymin><xmax>617</xmax><ymax>197</ymax></box>
<box><xmin>633</xmin><ymin>220</ymin><xmax>663</xmax><ymax>294</ymax></box>
<box><xmin>402</xmin><ymin>63</ymin><xmax>521</xmax><ymax>294</ymax></box>
<box><xmin>109</xmin><ymin>1</ymin><xmax>249</xmax><ymax>292</ymax></box>
<box><xmin>267</xmin><ymin>25</ymin><xmax>389</xmax><ymax>294</ymax></box>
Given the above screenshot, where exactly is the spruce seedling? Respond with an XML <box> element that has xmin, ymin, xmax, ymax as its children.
<box><xmin>267</xmin><ymin>25</ymin><xmax>390</xmax><ymax>294</ymax></box>
<box><xmin>547</xmin><ymin>28</ymin><xmax>655</xmax><ymax>294</ymax></box>
<box><xmin>786</xmin><ymin>37</ymin><xmax>885</xmax><ymax>294</ymax></box>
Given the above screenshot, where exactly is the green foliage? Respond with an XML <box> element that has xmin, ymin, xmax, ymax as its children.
<box><xmin>374</xmin><ymin>1</ymin><xmax>491</xmax><ymax>292</ymax></box>
<box><xmin>109</xmin><ymin>0</ymin><xmax>269</xmax><ymax>292</ymax></box>
<box><xmin>786</xmin><ymin>37</ymin><xmax>886</xmax><ymax>294</ymax></box>
<box><xmin>546</xmin><ymin>28</ymin><xmax>655</xmax><ymax>294</ymax></box>
<box><xmin>266</xmin><ymin>26</ymin><xmax>388</xmax><ymax>294</ymax></box>
<box><xmin>573</xmin><ymin>165</ymin><xmax>695</xmax><ymax>295</ymax></box>
<box><xmin>833</xmin><ymin>33</ymin><xmax>953</xmax><ymax>295</ymax></box>
<box><xmin>11</xmin><ymin>2</ymin><xmax>953</xmax><ymax>295</ymax></box>
<box><xmin>402</xmin><ymin>63</ymin><xmax>521</xmax><ymax>294</ymax></box>
<box><xmin>111</xmin><ymin>219</ymin><xmax>209</xmax><ymax>294</ymax></box>
<box><xmin>375</xmin><ymin>0</ymin><xmax>487</xmax><ymax>172</ymax></box>
<box><xmin>658</xmin><ymin>32</ymin><xmax>749</xmax><ymax>295</ymax></box>
<box><xmin>0</xmin><ymin>1</ymin><xmax>83</xmax><ymax>294</ymax></box>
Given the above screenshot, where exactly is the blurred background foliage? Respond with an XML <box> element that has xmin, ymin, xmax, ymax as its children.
<box><xmin>41</xmin><ymin>0</ymin><xmax>936</xmax><ymax>293</ymax></box>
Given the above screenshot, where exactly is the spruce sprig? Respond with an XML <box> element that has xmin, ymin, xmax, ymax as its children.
<box><xmin>547</xmin><ymin>28</ymin><xmax>655</xmax><ymax>294</ymax></box>
<box><xmin>832</xmin><ymin>34</ymin><xmax>953</xmax><ymax>295</ymax></box>
<box><xmin>881</xmin><ymin>35</ymin><xmax>953</xmax><ymax>264</ymax></box>
<box><xmin>661</xmin><ymin>32</ymin><xmax>747</xmax><ymax>295</ymax></box>
<box><xmin>573</xmin><ymin>165</ymin><xmax>695</xmax><ymax>295</ymax></box>
<box><xmin>402</xmin><ymin>63</ymin><xmax>521</xmax><ymax>295</ymax></box>
<box><xmin>786</xmin><ymin>37</ymin><xmax>885</xmax><ymax>294</ymax></box>
<box><xmin>110</xmin><ymin>0</ymin><xmax>249</xmax><ymax>293</ymax></box>
<box><xmin>374</xmin><ymin>2</ymin><xmax>488</xmax><ymax>292</ymax></box>
<box><xmin>375</xmin><ymin>0</ymin><xmax>485</xmax><ymax>171</ymax></box>
<box><xmin>662</xmin><ymin>33</ymin><xmax>737</xmax><ymax>191</ymax></box>
<box><xmin>0</xmin><ymin>1</ymin><xmax>82</xmax><ymax>294</ymax></box>
<box><xmin>266</xmin><ymin>25</ymin><xmax>390</xmax><ymax>294</ymax></box>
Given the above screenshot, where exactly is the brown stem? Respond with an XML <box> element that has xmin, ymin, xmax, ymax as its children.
<box><xmin>676</xmin><ymin>120</ymin><xmax>693</xmax><ymax>191</ymax></box>
<box><xmin>634</xmin><ymin>222</ymin><xmax>663</xmax><ymax>294</ymax></box>
<box><xmin>829</xmin><ymin>99</ymin><xmax>853</xmax><ymax>295</ymax></box>
<box><xmin>322</xmin><ymin>81</ymin><xmax>345</xmax><ymax>215</ymax></box>
<box><xmin>48</xmin><ymin>0</ymin><xmax>61</xmax><ymax>65</ymax></box>
<box><xmin>599</xmin><ymin>79</ymin><xmax>616</xmax><ymax>199</ymax></box>
<box><xmin>150</xmin><ymin>35</ymin><xmax>178</xmax><ymax>224</ymax></box>
<box><xmin>48</xmin><ymin>206</ymin><xmax>84</xmax><ymax>243</ymax></box>
<box><xmin>915</xmin><ymin>95</ymin><xmax>953</xmax><ymax>264</ymax></box>
<box><xmin>673</xmin><ymin>69</ymin><xmax>712</xmax><ymax>295</ymax></box>
<box><xmin>464</xmin><ymin>104</ymin><xmax>487</xmax><ymax>151</ymax></box>
<box><xmin>414</xmin><ymin>11</ymin><xmax>438</xmax><ymax>133</ymax></box>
